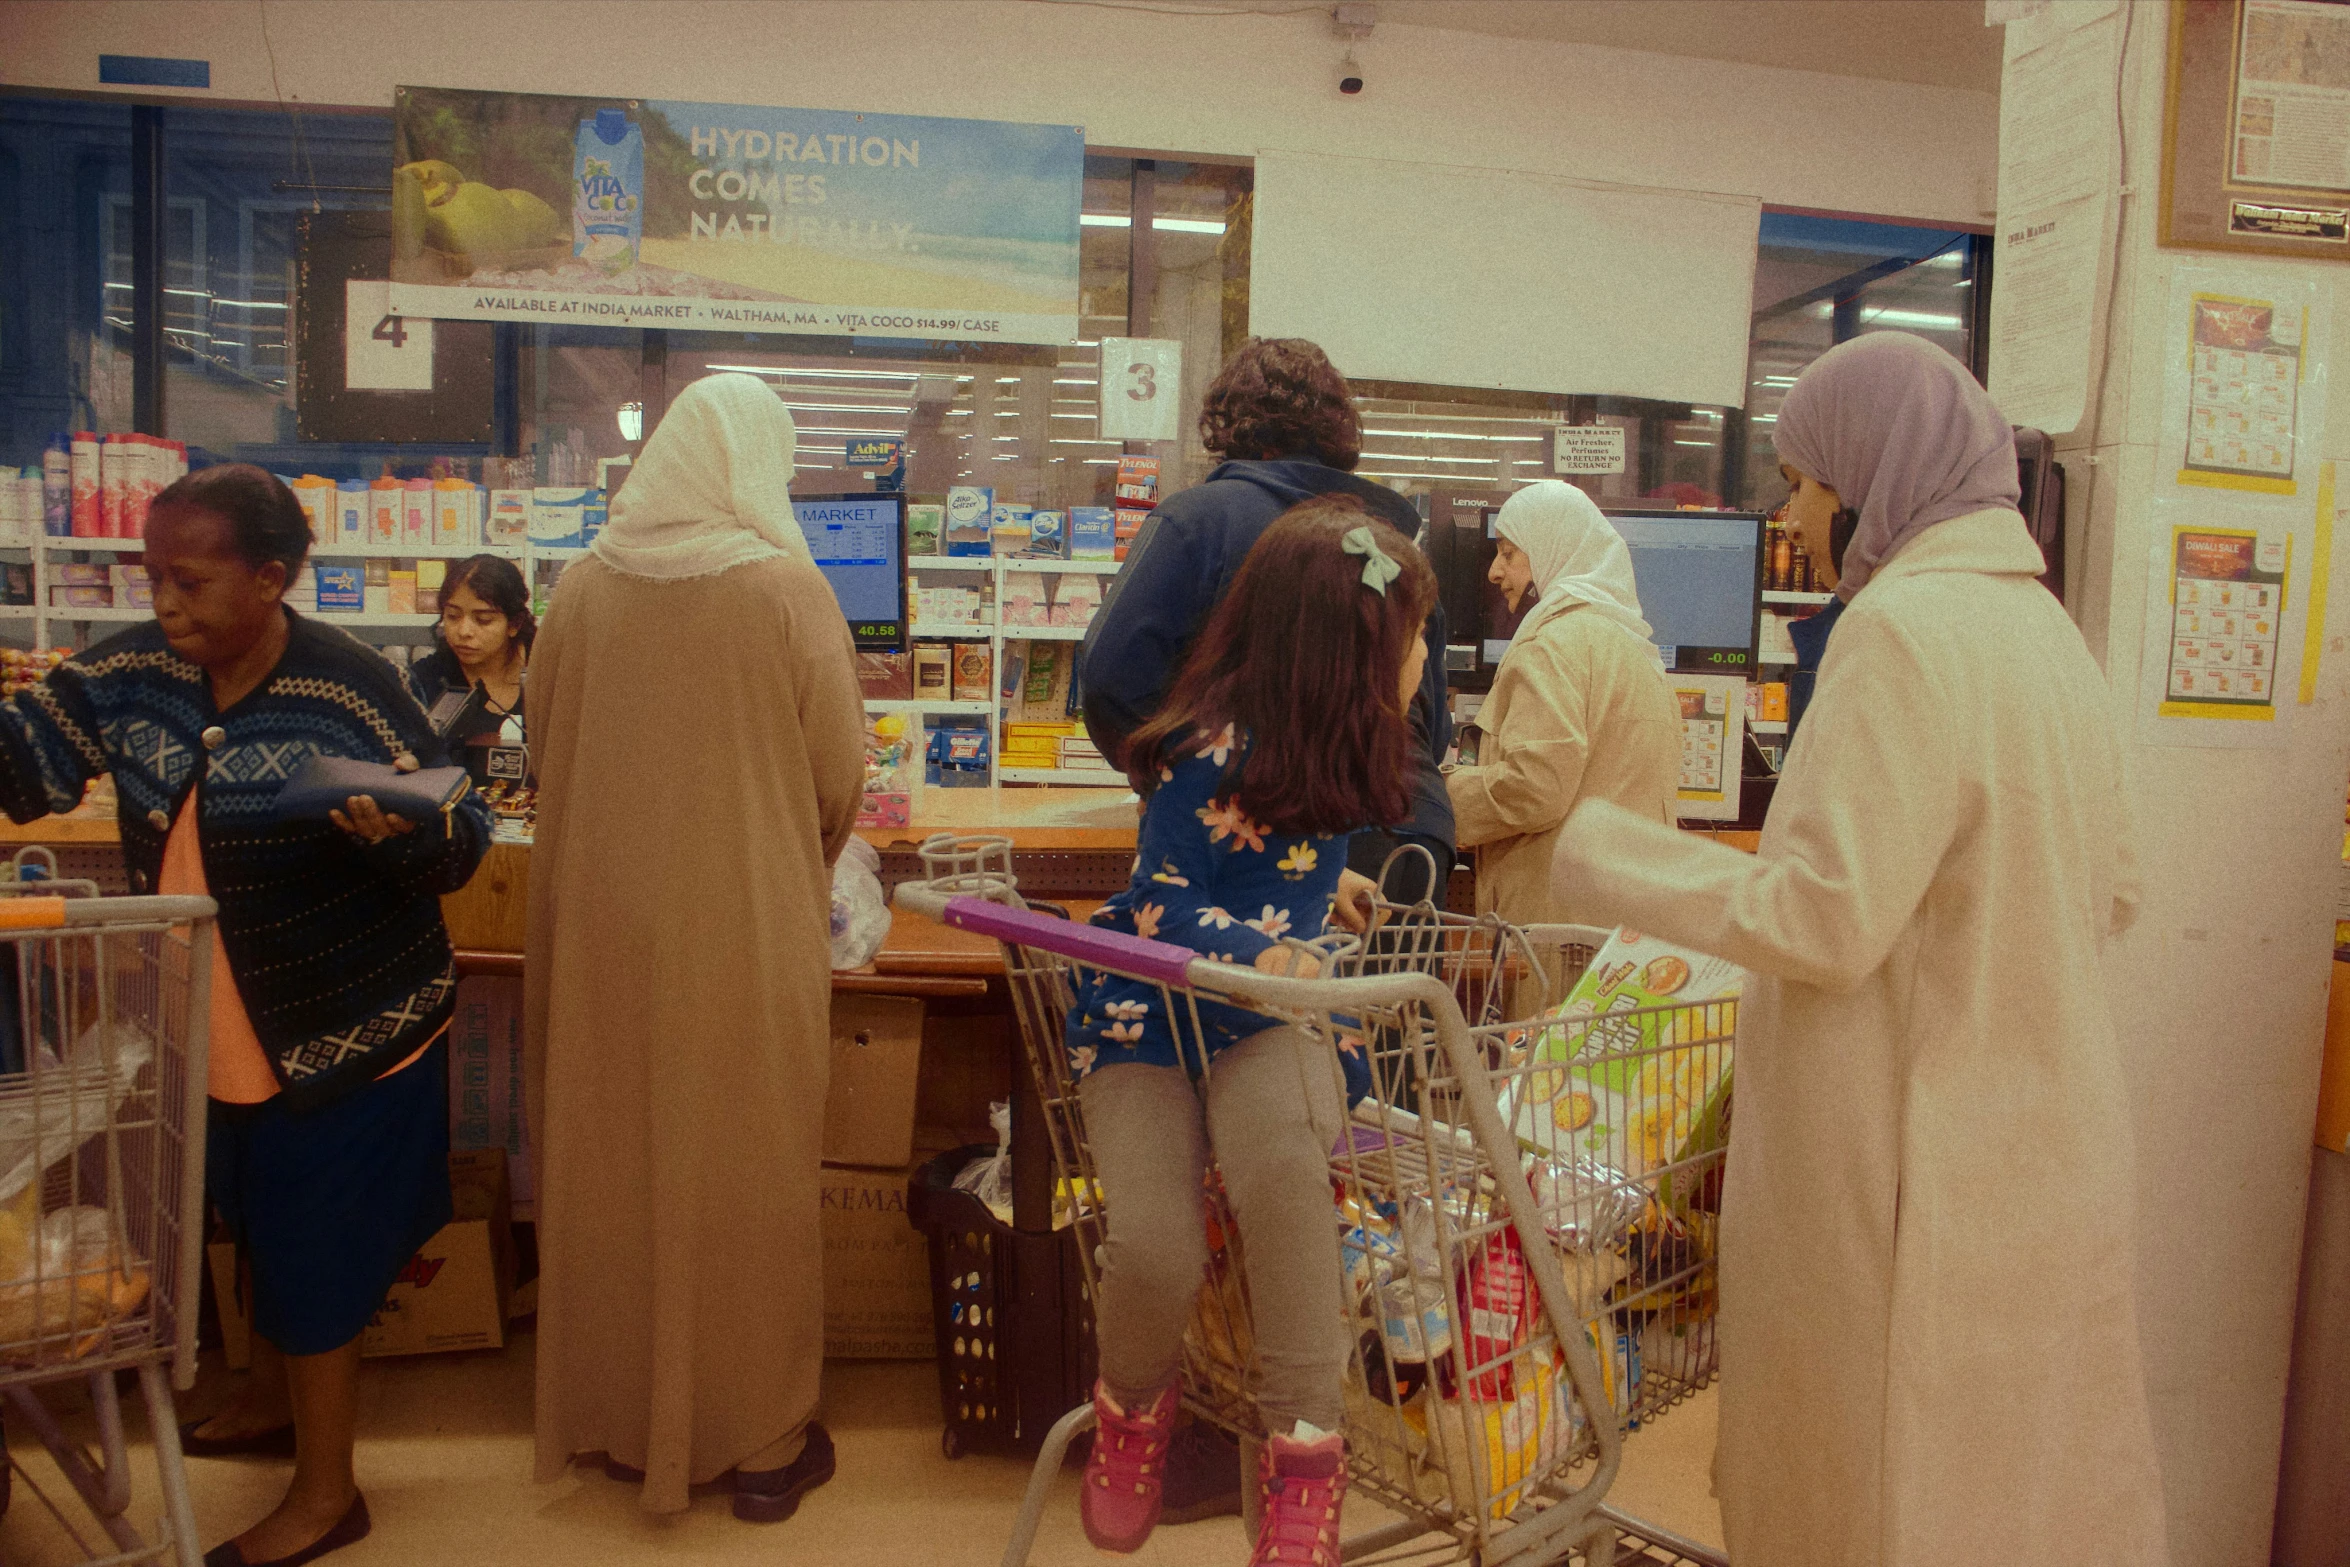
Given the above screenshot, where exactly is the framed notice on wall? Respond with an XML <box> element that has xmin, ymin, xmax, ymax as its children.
<box><xmin>2161</xmin><ymin>0</ymin><xmax>2350</xmax><ymax>258</ymax></box>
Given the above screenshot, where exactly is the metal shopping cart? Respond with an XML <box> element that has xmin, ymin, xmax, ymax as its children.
<box><xmin>896</xmin><ymin>836</ymin><xmax>1734</xmax><ymax>1567</ymax></box>
<box><xmin>0</xmin><ymin>849</ymin><xmax>214</xmax><ymax>1567</ymax></box>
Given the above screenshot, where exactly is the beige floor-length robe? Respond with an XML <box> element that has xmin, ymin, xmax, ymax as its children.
<box><xmin>523</xmin><ymin>554</ymin><xmax>866</xmax><ymax>1514</ymax></box>
<box><xmin>1447</xmin><ymin>599</ymin><xmax>1681</xmax><ymax>925</ymax></box>
<box><xmin>1554</xmin><ymin>510</ymin><xmax>2168</xmax><ymax>1566</ymax></box>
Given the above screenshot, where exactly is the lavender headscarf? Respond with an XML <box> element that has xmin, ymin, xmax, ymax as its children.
<box><xmin>1772</xmin><ymin>332</ymin><xmax>2019</xmax><ymax>599</ymax></box>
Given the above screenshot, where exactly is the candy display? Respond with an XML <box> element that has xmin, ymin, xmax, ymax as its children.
<box><xmin>1</xmin><ymin>649</ymin><xmax>65</xmax><ymax>699</ymax></box>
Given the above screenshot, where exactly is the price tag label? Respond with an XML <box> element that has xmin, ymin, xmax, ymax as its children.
<box><xmin>345</xmin><ymin>280</ymin><xmax>434</xmax><ymax>391</ymax></box>
<box><xmin>1552</xmin><ymin>424</ymin><xmax>1626</xmax><ymax>475</ymax></box>
<box><xmin>1098</xmin><ymin>337</ymin><xmax>1183</xmax><ymax>442</ymax></box>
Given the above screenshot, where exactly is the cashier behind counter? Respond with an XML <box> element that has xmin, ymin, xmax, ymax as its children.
<box><xmin>404</xmin><ymin>554</ymin><xmax>530</xmax><ymax>781</ymax></box>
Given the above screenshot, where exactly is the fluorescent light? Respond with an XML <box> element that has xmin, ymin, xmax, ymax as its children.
<box><xmin>1053</xmin><ymin>377</ymin><xmax>1098</xmax><ymax>387</ymax></box>
<box><xmin>1671</xmin><ymin>439</ymin><xmax>1715</xmax><ymax>447</ymax></box>
<box><xmin>779</xmin><ymin>403</ymin><xmax>912</xmax><ymax>415</ymax></box>
<box><xmin>1049</xmin><ymin>438</ymin><xmax>1120</xmax><ymax>446</ymax></box>
<box><xmin>1359</xmin><ymin>451</ymin><xmax>1495</xmax><ymax>464</ymax></box>
<box><xmin>1861</xmin><ymin>310</ymin><xmax>1964</xmax><ymax>330</ymax></box>
<box><xmin>1079</xmin><ymin>214</ymin><xmax>1228</xmax><ymax>234</ymax></box>
<box><xmin>705</xmin><ymin>363</ymin><xmax>919</xmax><ymax>381</ymax></box>
<box><xmin>1358</xmin><ymin>429</ymin><xmax>1544</xmax><ymax>443</ymax></box>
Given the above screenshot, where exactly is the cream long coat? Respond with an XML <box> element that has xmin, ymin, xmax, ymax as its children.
<box><xmin>1553</xmin><ymin>510</ymin><xmax>2168</xmax><ymax>1567</ymax></box>
<box><xmin>1447</xmin><ymin>599</ymin><xmax>1681</xmax><ymax>924</ymax></box>
<box><xmin>523</xmin><ymin>555</ymin><xmax>866</xmax><ymax>1514</ymax></box>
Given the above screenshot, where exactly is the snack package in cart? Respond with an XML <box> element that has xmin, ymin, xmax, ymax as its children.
<box><xmin>1510</xmin><ymin>928</ymin><xmax>1740</xmax><ymax>1181</ymax></box>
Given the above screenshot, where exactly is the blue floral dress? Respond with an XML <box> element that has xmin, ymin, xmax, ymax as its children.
<box><xmin>1067</xmin><ymin>726</ymin><xmax>1363</xmax><ymax>1090</ymax></box>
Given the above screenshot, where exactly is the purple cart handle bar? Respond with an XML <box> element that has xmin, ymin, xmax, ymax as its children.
<box><xmin>939</xmin><ymin>895</ymin><xmax>1201</xmax><ymax>989</ymax></box>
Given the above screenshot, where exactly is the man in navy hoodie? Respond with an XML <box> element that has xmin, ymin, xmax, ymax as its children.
<box><xmin>1080</xmin><ymin>337</ymin><xmax>1456</xmax><ymax>907</ymax></box>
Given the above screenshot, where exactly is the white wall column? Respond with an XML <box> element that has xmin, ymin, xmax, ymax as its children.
<box><xmin>2047</xmin><ymin>4</ymin><xmax>2350</xmax><ymax>1562</ymax></box>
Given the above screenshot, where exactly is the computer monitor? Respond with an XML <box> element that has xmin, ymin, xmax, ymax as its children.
<box><xmin>1469</xmin><ymin>506</ymin><xmax>1764</xmax><ymax>677</ymax></box>
<box><xmin>792</xmin><ymin>492</ymin><xmax>906</xmax><ymax>648</ymax></box>
<box><xmin>1601</xmin><ymin>509</ymin><xmax>1765</xmax><ymax>676</ymax></box>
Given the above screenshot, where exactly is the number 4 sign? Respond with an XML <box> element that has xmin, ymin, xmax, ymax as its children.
<box><xmin>345</xmin><ymin>279</ymin><xmax>435</xmax><ymax>391</ymax></box>
<box><xmin>1098</xmin><ymin>337</ymin><xmax>1182</xmax><ymax>442</ymax></box>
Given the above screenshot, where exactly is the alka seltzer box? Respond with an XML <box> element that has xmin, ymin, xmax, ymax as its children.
<box><xmin>530</xmin><ymin>488</ymin><xmax>593</xmax><ymax>549</ymax></box>
<box><xmin>1023</xmin><ymin>510</ymin><xmax>1067</xmax><ymax>559</ymax></box>
<box><xmin>1069</xmin><ymin>506</ymin><xmax>1116</xmax><ymax>560</ymax></box>
<box><xmin>315</xmin><ymin>564</ymin><xmax>364</xmax><ymax>612</ymax></box>
<box><xmin>944</xmin><ymin>487</ymin><xmax>993</xmax><ymax>556</ymax></box>
<box><xmin>906</xmin><ymin>503</ymin><xmax>945</xmax><ymax>558</ymax></box>
<box><xmin>335</xmin><ymin>484</ymin><xmax>369</xmax><ymax>545</ymax></box>
<box><xmin>487</xmin><ymin>491</ymin><xmax>532</xmax><ymax>547</ymax></box>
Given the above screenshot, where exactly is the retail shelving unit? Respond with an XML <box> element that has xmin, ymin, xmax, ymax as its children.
<box><xmin>885</xmin><ymin>553</ymin><xmax>1128</xmax><ymax>789</ymax></box>
<box><xmin>7</xmin><ymin>536</ymin><xmax>591</xmax><ymax>652</ymax></box>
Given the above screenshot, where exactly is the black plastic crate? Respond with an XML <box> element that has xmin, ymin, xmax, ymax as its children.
<box><xmin>907</xmin><ymin>1145</ymin><xmax>1096</xmax><ymax>1460</ymax></box>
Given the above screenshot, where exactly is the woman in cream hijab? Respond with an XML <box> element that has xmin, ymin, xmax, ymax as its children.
<box><xmin>525</xmin><ymin>372</ymin><xmax>865</xmax><ymax>1523</ymax></box>
<box><xmin>1446</xmin><ymin>479</ymin><xmax>1680</xmax><ymax>925</ymax></box>
<box><xmin>1552</xmin><ymin>333</ymin><xmax>2167</xmax><ymax>1567</ymax></box>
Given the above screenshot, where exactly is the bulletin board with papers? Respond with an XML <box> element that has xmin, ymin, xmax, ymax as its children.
<box><xmin>2161</xmin><ymin>0</ymin><xmax>2350</xmax><ymax>259</ymax></box>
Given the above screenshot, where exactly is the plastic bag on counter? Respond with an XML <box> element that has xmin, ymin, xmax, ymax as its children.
<box><xmin>953</xmin><ymin>1101</ymin><xmax>1013</xmax><ymax>1224</ymax></box>
<box><xmin>830</xmin><ymin>838</ymin><xmax>890</xmax><ymax>971</ymax></box>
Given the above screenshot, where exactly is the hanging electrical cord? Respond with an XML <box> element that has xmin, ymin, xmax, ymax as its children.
<box><xmin>258</xmin><ymin>0</ymin><xmax>320</xmax><ymax>213</ymax></box>
<box><xmin>2075</xmin><ymin>0</ymin><xmax>2137</xmax><ymax>617</ymax></box>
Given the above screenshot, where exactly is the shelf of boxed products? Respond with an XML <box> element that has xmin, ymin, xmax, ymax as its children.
<box><xmin>997</xmin><ymin>767</ymin><xmax>1129</xmax><ymax>787</ymax></box>
<box><xmin>865</xmin><ymin>698</ymin><xmax>993</xmax><ymax>717</ymax></box>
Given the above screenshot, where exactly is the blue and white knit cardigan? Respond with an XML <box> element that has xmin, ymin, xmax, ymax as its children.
<box><xmin>0</xmin><ymin>613</ymin><xmax>492</xmax><ymax>1110</ymax></box>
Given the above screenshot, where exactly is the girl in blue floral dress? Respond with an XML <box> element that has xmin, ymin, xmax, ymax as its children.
<box><xmin>1070</xmin><ymin>499</ymin><xmax>1436</xmax><ymax>1567</ymax></box>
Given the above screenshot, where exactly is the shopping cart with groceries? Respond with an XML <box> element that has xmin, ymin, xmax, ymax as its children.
<box><xmin>0</xmin><ymin>848</ymin><xmax>215</xmax><ymax>1567</ymax></box>
<box><xmin>895</xmin><ymin>836</ymin><xmax>1734</xmax><ymax>1567</ymax></box>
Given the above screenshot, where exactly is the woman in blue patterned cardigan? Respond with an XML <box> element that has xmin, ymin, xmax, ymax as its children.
<box><xmin>0</xmin><ymin>465</ymin><xmax>490</xmax><ymax>1567</ymax></box>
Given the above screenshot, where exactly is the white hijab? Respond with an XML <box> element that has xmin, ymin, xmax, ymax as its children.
<box><xmin>1495</xmin><ymin>480</ymin><xmax>1651</xmax><ymax>648</ymax></box>
<box><xmin>593</xmin><ymin>372</ymin><xmax>812</xmax><ymax>580</ymax></box>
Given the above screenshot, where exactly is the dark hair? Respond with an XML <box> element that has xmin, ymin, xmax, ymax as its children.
<box><xmin>440</xmin><ymin>553</ymin><xmax>536</xmax><ymax>652</ymax></box>
<box><xmin>1197</xmin><ymin>337</ymin><xmax>1363</xmax><ymax>471</ymax></box>
<box><xmin>149</xmin><ymin>464</ymin><xmax>310</xmax><ymax>576</ymax></box>
<box><xmin>1126</xmin><ymin>497</ymin><xmax>1436</xmax><ymax>835</ymax></box>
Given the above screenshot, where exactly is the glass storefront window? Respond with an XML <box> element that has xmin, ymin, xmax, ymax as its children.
<box><xmin>157</xmin><ymin>106</ymin><xmax>396</xmax><ymax>458</ymax></box>
<box><xmin>0</xmin><ymin>97</ymin><xmax>133</xmax><ymax>463</ymax></box>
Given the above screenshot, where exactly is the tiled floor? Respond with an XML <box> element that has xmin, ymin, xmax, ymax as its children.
<box><xmin>0</xmin><ymin>1337</ymin><xmax>1721</xmax><ymax>1565</ymax></box>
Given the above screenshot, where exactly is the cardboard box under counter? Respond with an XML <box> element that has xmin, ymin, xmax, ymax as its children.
<box><xmin>209</xmin><ymin>1148</ymin><xmax>517</xmax><ymax>1366</ymax></box>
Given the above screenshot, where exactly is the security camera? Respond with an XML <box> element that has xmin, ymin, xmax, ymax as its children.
<box><xmin>1332</xmin><ymin>5</ymin><xmax>1373</xmax><ymax>95</ymax></box>
<box><xmin>1338</xmin><ymin>51</ymin><xmax>1365</xmax><ymax>95</ymax></box>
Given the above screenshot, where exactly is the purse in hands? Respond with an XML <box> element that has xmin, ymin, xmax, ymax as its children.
<box><xmin>272</xmin><ymin>754</ymin><xmax>472</xmax><ymax>825</ymax></box>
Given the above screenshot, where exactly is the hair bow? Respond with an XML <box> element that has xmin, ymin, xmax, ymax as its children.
<box><xmin>1341</xmin><ymin>526</ymin><xmax>1401</xmax><ymax>596</ymax></box>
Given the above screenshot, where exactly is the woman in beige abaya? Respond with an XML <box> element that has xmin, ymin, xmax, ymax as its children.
<box><xmin>1553</xmin><ymin>332</ymin><xmax>2169</xmax><ymax>1567</ymax></box>
<box><xmin>524</xmin><ymin>371</ymin><xmax>865</xmax><ymax>1521</ymax></box>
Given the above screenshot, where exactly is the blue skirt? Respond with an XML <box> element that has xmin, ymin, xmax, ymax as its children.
<box><xmin>208</xmin><ymin>1042</ymin><xmax>453</xmax><ymax>1357</ymax></box>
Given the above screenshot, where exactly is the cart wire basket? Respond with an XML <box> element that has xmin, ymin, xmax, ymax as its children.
<box><xmin>0</xmin><ymin>848</ymin><xmax>215</xmax><ymax>1567</ymax></box>
<box><xmin>896</xmin><ymin>836</ymin><xmax>1734</xmax><ymax>1567</ymax></box>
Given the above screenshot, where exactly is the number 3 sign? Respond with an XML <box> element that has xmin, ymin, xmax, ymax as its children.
<box><xmin>1097</xmin><ymin>337</ymin><xmax>1183</xmax><ymax>442</ymax></box>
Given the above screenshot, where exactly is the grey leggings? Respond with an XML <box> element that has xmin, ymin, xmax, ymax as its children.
<box><xmin>1078</xmin><ymin>1025</ymin><xmax>1350</xmax><ymax>1433</ymax></box>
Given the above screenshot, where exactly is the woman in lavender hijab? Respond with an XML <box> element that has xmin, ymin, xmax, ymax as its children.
<box><xmin>1551</xmin><ymin>333</ymin><xmax>2169</xmax><ymax>1567</ymax></box>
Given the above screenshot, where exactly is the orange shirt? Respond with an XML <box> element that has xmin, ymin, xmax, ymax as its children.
<box><xmin>159</xmin><ymin>796</ymin><xmax>430</xmax><ymax>1103</ymax></box>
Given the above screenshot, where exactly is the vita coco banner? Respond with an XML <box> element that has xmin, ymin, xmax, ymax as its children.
<box><xmin>388</xmin><ymin>86</ymin><xmax>1083</xmax><ymax>344</ymax></box>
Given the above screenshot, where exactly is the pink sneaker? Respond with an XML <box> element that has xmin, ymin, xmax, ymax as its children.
<box><xmin>1081</xmin><ymin>1381</ymin><xmax>1180</xmax><ymax>1553</ymax></box>
<box><xmin>1249</xmin><ymin>1427</ymin><xmax>1347</xmax><ymax>1566</ymax></box>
